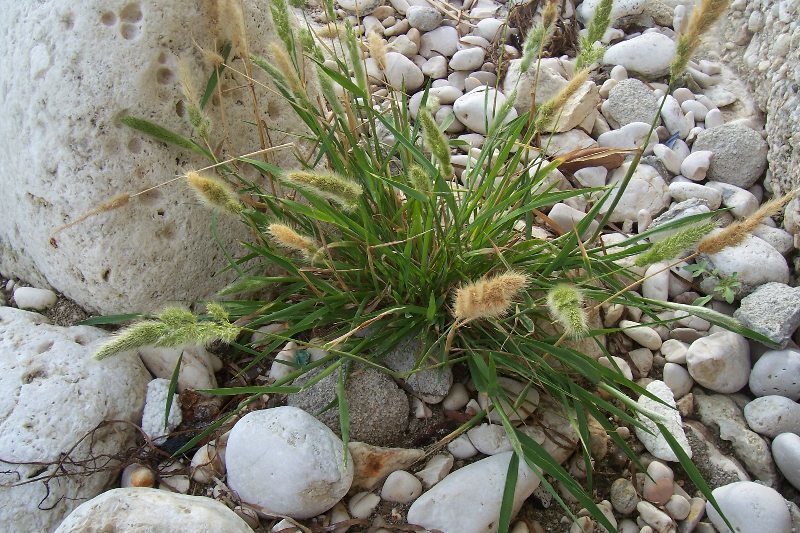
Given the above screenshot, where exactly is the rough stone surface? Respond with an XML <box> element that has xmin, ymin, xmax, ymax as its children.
<box><xmin>602</xmin><ymin>32</ymin><xmax>676</xmax><ymax>79</ymax></box>
<box><xmin>684</xmin><ymin>421</ymin><xmax>750</xmax><ymax>489</ymax></box>
<box><xmin>288</xmin><ymin>364</ymin><xmax>409</xmax><ymax>446</ymax></box>
<box><xmin>348</xmin><ymin>442</ymin><xmax>424</xmax><ymax>491</ymax></box>
<box><xmin>601</xmin><ymin>163</ymin><xmax>670</xmax><ymax>223</ymax></box>
<box><xmin>691</xmin><ymin>124</ymin><xmax>768</xmax><ymax>188</ymax></box>
<box><xmin>0</xmin><ymin>307</ymin><xmax>150</xmax><ymax>532</ymax></box>
<box><xmin>693</xmin><ymin>390</ymin><xmax>778</xmax><ymax>487</ymax></box>
<box><xmin>714</xmin><ymin>0</ymin><xmax>800</xmax><ymax>195</ymax></box>
<box><xmin>382</xmin><ymin>336</ymin><xmax>452</xmax><ymax>403</ymax></box>
<box><xmin>603</xmin><ymin>79</ymin><xmax>660</xmax><ymax>128</ymax></box>
<box><xmin>54</xmin><ymin>488</ymin><xmax>254</xmax><ymax>533</ymax></box>
<box><xmin>0</xmin><ymin>1</ymin><xmax>312</xmax><ymax>314</ymax></box>
<box><xmin>406</xmin><ymin>452</ymin><xmax>540</xmax><ymax>533</ymax></box>
<box><xmin>734</xmin><ymin>283</ymin><xmax>800</xmax><ymax>348</ymax></box>
<box><xmin>226</xmin><ymin>407</ymin><xmax>353</xmax><ymax>520</ymax></box>
<box><xmin>744</xmin><ymin>395</ymin><xmax>800</xmax><ymax>438</ymax></box>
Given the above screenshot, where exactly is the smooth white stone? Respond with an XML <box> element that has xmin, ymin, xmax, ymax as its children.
<box><xmin>686</xmin><ymin>332</ymin><xmax>750</xmax><ymax>393</ymax></box>
<box><xmin>54</xmin><ymin>489</ymin><xmax>254</xmax><ymax>533</ymax></box>
<box><xmin>600</xmin><ymin>163</ymin><xmax>669</xmax><ymax>223</ymax></box>
<box><xmin>705</xmin><ymin>181</ymin><xmax>758</xmax><ymax>218</ymax></box>
<box><xmin>661</xmin><ymin>339</ymin><xmax>689</xmax><ymax>364</ymax></box>
<box><xmin>190</xmin><ymin>442</ymin><xmax>225</xmax><ymax>484</ymax></box>
<box><xmin>681</xmin><ymin>99</ymin><xmax>709</xmax><ymax>120</ymax></box>
<box><xmin>635</xmin><ymin>381</ymin><xmax>692</xmax><ymax>462</ymax></box>
<box><xmin>772</xmin><ymin>433</ymin><xmax>800</xmax><ymax>490</ymax></box>
<box><xmin>448</xmin><ymin>434</ymin><xmax>479</xmax><ymax>459</ymax></box>
<box><xmin>620</xmin><ymin>320</ymin><xmax>663</xmax><ymax>350</ymax></box>
<box><xmin>706</xmin><ymin>482</ymin><xmax>791</xmax><ymax>533</ymax></box>
<box><xmin>602</xmin><ymin>32</ymin><xmax>676</xmax><ymax>79</ymax></box>
<box><xmin>663</xmin><ymin>363</ymin><xmax>693</xmax><ymax>398</ymax></box>
<box><xmin>419</xmin><ymin>26</ymin><xmax>459</xmax><ymax>58</ymax></box>
<box><xmin>744</xmin><ymin>396</ymin><xmax>800</xmax><ymax>438</ymax></box>
<box><xmin>661</xmin><ymin>95</ymin><xmax>692</xmax><ymax>138</ymax></box>
<box><xmin>704</xmin><ymin>108</ymin><xmax>724</xmax><ymax>128</ymax></box>
<box><xmin>598</xmin><ymin>122</ymin><xmax>658</xmax><ymax>153</ymax></box>
<box><xmin>381</xmin><ymin>470</ymin><xmax>423</xmax><ymax>503</ymax></box>
<box><xmin>407</xmin><ymin>452</ymin><xmax>541</xmax><ymax>533</ymax></box>
<box><xmin>421</xmin><ymin>55</ymin><xmax>448</xmax><ymax>78</ymax></box>
<box><xmin>226</xmin><ymin>407</ymin><xmax>353</xmax><ymax>519</ymax></box>
<box><xmin>653</xmin><ymin>144</ymin><xmax>684</xmax><ymax>174</ymax></box>
<box><xmin>548</xmin><ymin>202</ymin><xmax>599</xmax><ymax>239</ymax></box>
<box><xmin>629</xmin><ymin>347</ymin><xmax>654</xmax><ymax>376</ymax></box>
<box><xmin>348</xmin><ymin>491</ymin><xmax>381</xmax><ymax>519</ymax></box>
<box><xmin>749</xmin><ymin>349</ymin><xmax>800</xmax><ymax>400</ymax></box>
<box><xmin>680</xmin><ymin>150</ymin><xmax>713</xmax><ymax>182</ymax></box>
<box><xmin>406</xmin><ymin>5</ymin><xmax>442</xmax><ymax>31</ymax></box>
<box><xmin>475</xmin><ymin>18</ymin><xmax>504</xmax><ymax>42</ymax></box>
<box><xmin>337</xmin><ymin>0</ymin><xmax>384</xmax><ymax>14</ymax></box>
<box><xmin>452</xmin><ymin>87</ymin><xmax>517</xmax><ymax>135</ymax></box>
<box><xmin>599</xmin><ymin>356</ymin><xmax>634</xmax><ymax>380</ymax></box>
<box><xmin>673</xmin><ymin>87</ymin><xmax>695</xmax><ymax>104</ymax></box>
<box><xmin>12</xmin><ymin>286</ymin><xmax>57</xmax><ymax>310</ymax></box>
<box><xmin>642</xmin><ymin>262</ymin><xmax>670</xmax><ymax>301</ymax></box>
<box><xmin>383</xmin><ymin>52</ymin><xmax>424</xmax><ymax>91</ymax></box>
<box><xmin>449</xmin><ymin>47</ymin><xmax>485</xmax><ymax>71</ymax></box>
<box><xmin>269</xmin><ymin>341</ymin><xmax>297</xmax><ymax>382</ymax></box>
<box><xmin>415</xmin><ymin>453</ymin><xmax>454</xmax><ymax>489</ymax></box>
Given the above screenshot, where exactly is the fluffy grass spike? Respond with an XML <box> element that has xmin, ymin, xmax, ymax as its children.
<box><xmin>535</xmin><ymin>68</ymin><xmax>590</xmax><ymax>130</ymax></box>
<box><xmin>269</xmin><ymin>0</ymin><xmax>295</xmax><ymax>58</ymax></box>
<box><xmin>408</xmin><ymin>165</ymin><xmax>432</xmax><ymax>195</ymax></box>
<box><xmin>453</xmin><ymin>272</ymin><xmax>530</xmax><ymax>320</ymax></box>
<box><xmin>519</xmin><ymin>0</ymin><xmax>557</xmax><ymax>74</ymax></box>
<box><xmin>284</xmin><ymin>171</ymin><xmax>363</xmax><ymax>211</ymax></box>
<box><xmin>418</xmin><ymin>109</ymin><xmax>453</xmax><ymax>178</ymax></box>
<box><xmin>575</xmin><ymin>0</ymin><xmax>613</xmax><ymax>71</ymax></box>
<box><xmin>268</xmin><ymin>223</ymin><xmax>320</xmax><ymax>259</ymax></box>
<box><xmin>635</xmin><ymin>221</ymin><xmax>717</xmax><ymax>267</ymax></box>
<box><xmin>547</xmin><ymin>284</ymin><xmax>588</xmax><ymax>338</ymax></box>
<box><xmin>698</xmin><ymin>191</ymin><xmax>795</xmax><ymax>254</ymax></box>
<box><xmin>187</xmin><ymin>171</ymin><xmax>244</xmax><ymax>214</ymax></box>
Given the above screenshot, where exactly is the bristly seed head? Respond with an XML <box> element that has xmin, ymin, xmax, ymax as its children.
<box><xmin>635</xmin><ymin>221</ymin><xmax>718</xmax><ymax>267</ymax></box>
<box><xmin>187</xmin><ymin>171</ymin><xmax>243</xmax><ymax>214</ymax></box>
<box><xmin>453</xmin><ymin>272</ymin><xmax>530</xmax><ymax>320</ymax></box>
<box><xmin>267</xmin><ymin>223</ymin><xmax>320</xmax><ymax>260</ymax></box>
<box><xmin>670</xmin><ymin>0</ymin><xmax>731</xmax><ymax>80</ymax></box>
<box><xmin>418</xmin><ymin>108</ymin><xmax>453</xmax><ymax>179</ymax></box>
<box><xmin>546</xmin><ymin>283</ymin><xmax>588</xmax><ymax>338</ymax></box>
<box><xmin>283</xmin><ymin>171</ymin><xmax>363</xmax><ymax>212</ymax></box>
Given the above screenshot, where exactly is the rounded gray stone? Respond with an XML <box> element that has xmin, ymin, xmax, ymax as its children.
<box><xmin>604</xmin><ymin>79</ymin><xmax>660</xmax><ymax>128</ymax></box>
<box><xmin>288</xmin><ymin>364</ymin><xmax>410</xmax><ymax>446</ymax></box>
<box><xmin>749</xmin><ymin>349</ymin><xmax>800</xmax><ymax>400</ymax></box>
<box><xmin>706</xmin><ymin>481</ymin><xmax>791</xmax><ymax>533</ymax></box>
<box><xmin>772</xmin><ymin>432</ymin><xmax>800</xmax><ymax>490</ymax></box>
<box><xmin>692</xmin><ymin>123</ymin><xmax>768</xmax><ymax>188</ymax></box>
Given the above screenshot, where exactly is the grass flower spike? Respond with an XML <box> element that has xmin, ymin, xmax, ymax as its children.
<box><xmin>453</xmin><ymin>272</ymin><xmax>530</xmax><ymax>320</ymax></box>
<box><xmin>187</xmin><ymin>171</ymin><xmax>243</xmax><ymax>214</ymax></box>
<box><xmin>367</xmin><ymin>30</ymin><xmax>387</xmax><ymax>70</ymax></box>
<box><xmin>284</xmin><ymin>171</ymin><xmax>363</xmax><ymax>211</ymax></box>
<box><xmin>94</xmin><ymin>305</ymin><xmax>240</xmax><ymax>360</ymax></box>
<box><xmin>268</xmin><ymin>223</ymin><xmax>320</xmax><ymax>260</ymax></box>
<box><xmin>698</xmin><ymin>191</ymin><xmax>795</xmax><ymax>254</ymax></box>
<box><xmin>575</xmin><ymin>0</ymin><xmax>613</xmax><ymax>71</ymax></box>
<box><xmin>547</xmin><ymin>283</ymin><xmax>588</xmax><ymax>338</ymax></box>
<box><xmin>519</xmin><ymin>0</ymin><xmax>558</xmax><ymax>73</ymax></box>
<box><xmin>418</xmin><ymin>108</ymin><xmax>453</xmax><ymax>178</ymax></box>
<box><xmin>635</xmin><ymin>221</ymin><xmax>717</xmax><ymax>267</ymax></box>
<box><xmin>535</xmin><ymin>68</ymin><xmax>590</xmax><ymax>130</ymax></box>
<box><xmin>670</xmin><ymin>0</ymin><xmax>731</xmax><ymax>80</ymax></box>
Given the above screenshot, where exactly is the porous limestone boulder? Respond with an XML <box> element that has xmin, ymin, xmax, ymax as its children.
<box><xmin>0</xmin><ymin>1</ymin><xmax>311</xmax><ymax>314</ymax></box>
<box><xmin>0</xmin><ymin>307</ymin><xmax>150</xmax><ymax>532</ymax></box>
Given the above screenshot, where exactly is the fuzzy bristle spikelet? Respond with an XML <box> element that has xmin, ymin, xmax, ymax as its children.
<box><xmin>635</xmin><ymin>221</ymin><xmax>717</xmax><ymax>267</ymax></box>
<box><xmin>367</xmin><ymin>30</ymin><xmax>387</xmax><ymax>70</ymax></box>
<box><xmin>575</xmin><ymin>0</ymin><xmax>613</xmax><ymax>71</ymax></box>
<box><xmin>94</xmin><ymin>304</ymin><xmax>239</xmax><ymax>360</ymax></box>
<box><xmin>283</xmin><ymin>171</ymin><xmax>363</xmax><ymax>211</ymax></box>
<box><xmin>270</xmin><ymin>42</ymin><xmax>303</xmax><ymax>94</ymax></box>
<box><xmin>698</xmin><ymin>191</ymin><xmax>795</xmax><ymax>254</ymax></box>
<box><xmin>519</xmin><ymin>0</ymin><xmax>558</xmax><ymax>74</ymax></box>
<box><xmin>453</xmin><ymin>272</ymin><xmax>530</xmax><ymax>320</ymax></box>
<box><xmin>267</xmin><ymin>223</ymin><xmax>320</xmax><ymax>259</ymax></box>
<box><xmin>670</xmin><ymin>0</ymin><xmax>730</xmax><ymax>80</ymax></box>
<box><xmin>535</xmin><ymin>68</ymin><xmax>590</xmax><ymax>130</ymax></box>
<box><xmin>547</xmin><ymin>283</ymin><xmax>588</xmax><ymax>338</ymax></box>
<box><xmin>269</xmin><ymin>0</ymin><xmax>294</xmax><ymax>55</ymax></box>
<box><xmin>187</xmin><ymin>171</ymin><xmax>243</xmax><ymax>214</ymax></box>
<box><xmin>219</xmin><ymin>0</ymin><xmax>250</xmax><ymax>59</ymax></box>
<box><xmin>179</xmin><ymin>59</ymin><xmax>211</xmax><ymax>138</ymax></box>
<box><xmin>409</xmin><ymin>165</ymin><xmax>432</xmax><ymax>195</ymax></box>
<box><xmin>418</xmin><ymin>109</ymin><xmax>453</xmax><ymax>178</ymax></box>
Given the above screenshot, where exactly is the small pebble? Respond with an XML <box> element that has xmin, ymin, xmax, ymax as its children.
<box><xmin>13</xmin><ymin>286</ymin><xmax>57</xmax><ymax>310</ymax></box>
<box><xmin>381</xmin><ymin>470</ymin><xmax>423</xmax><ymax>503</ymax></box>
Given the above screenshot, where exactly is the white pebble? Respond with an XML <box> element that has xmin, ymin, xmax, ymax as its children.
<box><xmin>447</xmin><ymin>434</ymin><xmax>479</xmax><ymax>459</ymax></box>
<box><xmin>442</xmin><ymin>382</ymin><xmax>470</xmax><ymax>410</ymax></box>
<box><xmin>381</xmin><ymin>470</ymin><xmax>422</xmax><ymax>503</ymax></box>
<box><xmin>415</xmin><ymin>454</ymin><xmax>454</xmax><ymax>489</ymax></box>
<box><xmin>13</xmin><ymin>286</ymin><xmax>57</xmax><ymax>310</ymax></box>
<box><xmin>680</xmin><ymin>150</ymin><xmax>713</xmax><ymax>181</ymax></box>
<box><xmin>619</xmin><ymin>320</ymin><xmax>663</xmax><ymax>350</ymax></box>
<box><xmin>348</xmin><ymin>491</ymin><xmax>381</xmax><ymax>519</ymax></box>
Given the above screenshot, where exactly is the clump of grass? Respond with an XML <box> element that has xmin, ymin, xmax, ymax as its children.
<box><xmin>108</xmin><ymin>1</ymin><xmax>760</xmax><ymax>530</ymax></box>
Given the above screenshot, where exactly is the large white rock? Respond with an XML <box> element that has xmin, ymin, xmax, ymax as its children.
<box><xmin>685</xmin><ymin>332</ymin><xmax>750</xmax><ymax>393</ymax></box>
<box><xmin>226</xmin><ymin>406</ymin><xmax>353</xmax><ymax>519</ymax></box>
<box><xmin>634</xmin><ymin>380</ymin><xmax>691</xmax><ymax>462</ymax></box>
<box><xmin>0</xmin><ymin>307</ymin><xmax>150</xmax><ymax>532</ymax></box>
<box><xmin>383</xmin><ymin>52</ymin><xmax>424</xmax><ymax>92</ymax></box>
<box><xmin>577</xmin><ymin>0</ymin><xmax>646</xmax><ymax>23</ymax></box>
<box><xmin>54</xmin><ymin>488</ymin><xmax>254</xmax><ymax>532</ymax></box>
<box><xmin>407</xmin><ymin>451</ymin><xmax>541</xmax><ymax>533</ymax></box>
<box><xmin>743</xmin><ymin>395</ymin><xmax>800</xmax><ymax>438</ymax></box>
<box><xmin>603</xmin><ymin>32</ymin><xmax>676</xmax><ymax>79</ymax></box>
<box><xmin>600</xmin><ymin>163</ymin><xmax>670</xmax><ymax>223</ymax></box>
<box><xmin>0</xmin><ymin>1</ymin><xmax>312</xmax><ymax>314</ymax></box>
<box><xmin>453</xmin><ymin>87</ymin><xmax>517</xmax><ymax>135</ymax></box>
<box><xmin>705</xmin><ymin>481</ymin><xmax>791</xmax><ymax>533</ymax></box>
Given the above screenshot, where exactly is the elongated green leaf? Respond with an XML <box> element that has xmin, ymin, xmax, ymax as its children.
<box><xmin>164</xmin><ymin>353</ymin><xmax>182</xmax><ymax>430</ymax></box>
<box><xmin>120</xmin><ymin>117</ymin><xmax>210</xmax><ymax>158</ymax></box>
<box><xmin>498</xmin><ymin>452</ymin><xmax>519</xmax><ymax>533</ymax></box>
<box><xmin>78</xmin><ymin>314</ymin><xmax>143</xmax><ymax>326</ymax></box>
